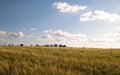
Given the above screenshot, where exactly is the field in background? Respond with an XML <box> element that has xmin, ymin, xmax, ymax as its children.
<box><xmin>0</xmin><ymin>46</ymin><xmax>120</xmax><ymax>75</ymax></box>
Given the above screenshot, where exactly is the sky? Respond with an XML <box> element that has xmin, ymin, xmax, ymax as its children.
<box><xmin>0</xmin><ymin>0</ymin><xmax>120</xmax><ymax>48</ymax></box>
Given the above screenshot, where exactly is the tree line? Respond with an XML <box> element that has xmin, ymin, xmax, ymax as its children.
<box><xmin>7</xmin><ymin>44</ymin><xmax>67</xmax><ymax>47</ymax></box>
<box><xmin>44</xmin><ymin>44</ymin><xmax>66</xmax><ymax>47</ymax></box>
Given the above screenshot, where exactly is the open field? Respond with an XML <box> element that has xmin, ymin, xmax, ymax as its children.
<box><xmin>0</xmin><ymin>46</ymin><xmax>120</xmax><ymax>75</ymax></box>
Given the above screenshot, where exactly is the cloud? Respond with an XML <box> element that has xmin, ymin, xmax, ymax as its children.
<box><xmin>88</xmin><ymin>38</ymin><xmax>109</xmax><ymax>42</ymax></box>
<box><xmin>55</xmin><ymin>37</ymin><xmax>66</xmax><ymax>41</ymax></box>
<box><xmin>0</xmin><ymin>39</ymin><xmax>9</xmax><ymax>45</ymax></box>
<box><xmin>43</xmin><ymin>29</ymin><xmax>88</xmax><ymax>39</ymax></box>
<box><xmin>27</xmin><ymin>35</ymin><xmax>34</xmax><ymax>38</ymax></box>
<box><xmin>30</xmin><ymin>28</ymin><xmax>37</xmax><ymax>31</ymax></box>
<box><xmin>9</xmin><ymin>32</ymin><xmax>25</xmax><ymax>38</ymax></box>
<box><xmin>102</xmin><ymin>32</ymin><xmax>120</xmax><ymax>38</ymax></box>
<box><xmin>116</xmin><ymin>26</ymin><xmax>120</xmax><ymax>30</ymax></box>
<box><xmin>41</xmin><ymin>34</ymin><xmax>52</xmax><ymax>39</ymax></box>
<box><xmin>53</xmin><ymin>2</ymin><xmax>87</xmax><ymax>13</ymax></box>
<box><xmin>71</xmin><ymin>34</ymin><xmax>87</xmax><ymax>38</ymax></box>
<box><xmin>42</xmin><ymin>29</ymin><xmax>88</xmax><ymax>43</ymax></box>
<box><xmin>88</xmin><ymin>31</ymin><xmax>120</xmax><ymax>43</ymax></box>
<box><xmin>43</xmin><ymin>29</ymin><xmax>53</xmax><ymax>34</ymax></box>
<box><xmin>80</xmin><ymin>10</ymin><xmax>120</xmax><ymax>22</ymax></box>
<box><xmin>0</xmin><ymin>31</ymin><xmax>7</xmax><ymax>36</ymax></box>
<box><xmin>70</xmin><ymin>33</ymin><xmax>88</xmax><ymax>42</ymax></box>
<box><xmin>0</xmin><ymin>30</ymin><xmax>25</xmax><ymax>38</ymax></box>
<box><xmin>53</xmin><ymin>29</ymin><xmax>70</xmax><ymax>37</ymax></box>
<box><xmin>101</xmin><ymin>32</ymin><xmax>120</xmax><ymax>42</ymax></box>
<box><xmin>38</xmin><ymin>28</ymin><xmax>120</xmax><ymax>48</ymax></box>
<box><xmin>27</xmin><ymin>32</ymin><xmax>41</xmax><ymax>38</ymax></box>
<box><xmin>44</xmin><ymin>29</ymin><xmax>70</xmax><ymax>37</ymax></box>
<box><xmin>42</xmin><ymin>29</ymin><xmax>120</xmax><ymax>43</ymax></box>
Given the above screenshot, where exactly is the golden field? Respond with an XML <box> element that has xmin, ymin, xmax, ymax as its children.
<box><xmin>0</xmin><ymin>46</ymin><xmax>120</xmax><ymax>75</ymax></box>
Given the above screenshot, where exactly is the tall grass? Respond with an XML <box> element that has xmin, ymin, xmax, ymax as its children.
<box><xmin>0</xmin><ymin>46</ymin><xmax>120</xmax><ymax>75</ymax></box>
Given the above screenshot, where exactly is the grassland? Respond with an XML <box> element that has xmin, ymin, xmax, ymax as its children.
<box><xmin>0</xmin><ymin>46</ymin><xmax>120</xmax><ymax>75</ymax></box>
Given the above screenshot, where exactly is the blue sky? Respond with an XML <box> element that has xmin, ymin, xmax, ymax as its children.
<box><xmin>0</xmin><ymin>0</ymin><xmax>120</xmax><ymax>48</ymax></box>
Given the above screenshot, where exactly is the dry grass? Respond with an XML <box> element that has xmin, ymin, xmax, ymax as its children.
<box><xmin>0</xmin><ymin>46</ymin><xmax>120</xmax><ymax>75</ymax></box>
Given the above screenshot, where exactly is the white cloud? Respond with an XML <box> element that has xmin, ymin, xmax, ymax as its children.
<box><xmin>53</xmin><ymin>29</ymin><xmax>70</xmax><ymax>37</ymax></box>
<box><xmin>9</xmin><ymin>32</ymin><xmax>25</xmax><ymax>38</ymax></box>
<box><xmin>30</xmin><ymin>28</ymin><xmax>37</xmax><ymax>31</ymax></box>
<box><xmin>43</xmin><ymin>29</ymin><xmax>53</xmax><ymax>34</ymax></box>
<box><xmin>71</xmin><ymin>34</ymin><xmax>88</xmax><ymax>42</ymax></box>
<box><xmin>43</xmin><ymin>29</ymin><xmax>88</xmax><ymax>39</ymax></box>
<box><xmin>27</xmin><ymin>34</ymin><xmax>34</xmax><ymax>38</ymax></box>
<box><xmin>80</xmin><ymin>10</ymin><xmax>120</xmax><ymax>22</ymax></box>
<box><xmin>27</xmin><ymin>32</ymin><xmax>41</xmax><ymax>38</ymax></box>
<box><xmin>88</xmin><ymin>31</ymin><xmax>120</xmax><ymax>43</ymax></box>
<box><xmin>53</xmin><ymin>2</ymin><xmax>87</xmax><ymax>13</ymax></box>
<box><xmin>102</xmin><ymin>32</ymin><xmax>120</xmax><ymax>38</ymax></box>
<box><xmin>0</xmin><ymin>39</ymin><xmax>9</xmax><ymax>45</ymax></box>
<box><xmin>101</xmin><ymin>32</ymin><xmax>120</xmax><ymax>42</ymax></box>
<box><xmin>55</xmin><ymin>37</ymin><xmax>66</xmax><ymax>41</ymax></box>
<box><xmin>42</xmin><ymin>29</ymin><xmax>89</xmax><ymax>43</ymax></box>
<box><xmin>116</xmin><ymin>26</ymin><xmax>120</xmax><ymax>30</ymax></box>
<box><xmin>86</xmin><ymin>35</ymin><xmax>120</xmax><ymax>48</ymax></box>
<box><xmin>0</xmin><ymin>30</ymin><xmax>25</xmax><ymax>38</ymax></box>
<box><xmin>71</xmin><ymin>33</ymin><xmax>87</xmax><ymax>38</ymax></box>
<box><xmin>88</xmin><ymin>38</ymin><xmax>110</xmax><ymax>42</ymax></box>
<box><xmin>43</xmin><ymin>29</ymin><xmax>70</xmax><ymax>37</ymax></box>
<box><xmin>0</xmin><ymin>31</ymin><xmax>7</xmax><ymax>36</ymax></box>
<box><xmin>41</xmin><ymin>34</ymin><xmax>52</xmax><ymax>39</ymax></box>
<box><xmin>41</xmin><ymin>29</ymin><xmax>120</xmax><ymax>48</ymax></box>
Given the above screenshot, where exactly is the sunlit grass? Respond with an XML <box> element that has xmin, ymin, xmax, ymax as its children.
<box><xmin>0</xmin><ymin>46</ymin><xmax>120</xmax><ymax>75</ymax></box>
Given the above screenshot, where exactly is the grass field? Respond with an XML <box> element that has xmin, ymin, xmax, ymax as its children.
<box><xmin>0</xmin><ymin>46</ymin><xmax>120</xmax><ymax>75</ymax></box>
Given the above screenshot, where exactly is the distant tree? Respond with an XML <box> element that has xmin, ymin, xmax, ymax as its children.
<box><xmin>59</xmin><ymin>44</ymin><xmax>62</xmax><ymax>47</ymax></box>
<box><xmin>63</xmin><ymin>45</ymin><xmax>66</xmax><ymax>47</ymax></box>
<box><xmin>11</xmin><ymin>44</ymin><xmax>14</xmax><ymax>46</ymax></box>
<box><xmin>50</xmin><ymin>44</ymin><xmax>53</xmax><ymax>47</ymax></box>
<box><xmin>36</xmin><ymin>44</ymin><xmax>39</xmax><ymax>46</ymax></box>
<box><xmin>82</xmin><ymin>47</ymin><xmax>85</xmax><ymax>50</ymax></box>
<box><xmin>45</xmin><ymin>44</ymin><xmax>49</xmax><ymax>47</ymax></box>
<box><xmin>8</xmin><ymin>44</ymin><xmax>11</xmax><ymax>46</ymax></box>
<box><xmin>54</xmin><ymin>44</ymin><xmax>58</xmax><ymax>47</ymax></box>
<box><xmin>20</xmin><ymin>44</ymin><xmax>24</xmax><ymax>46</ymax></box>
